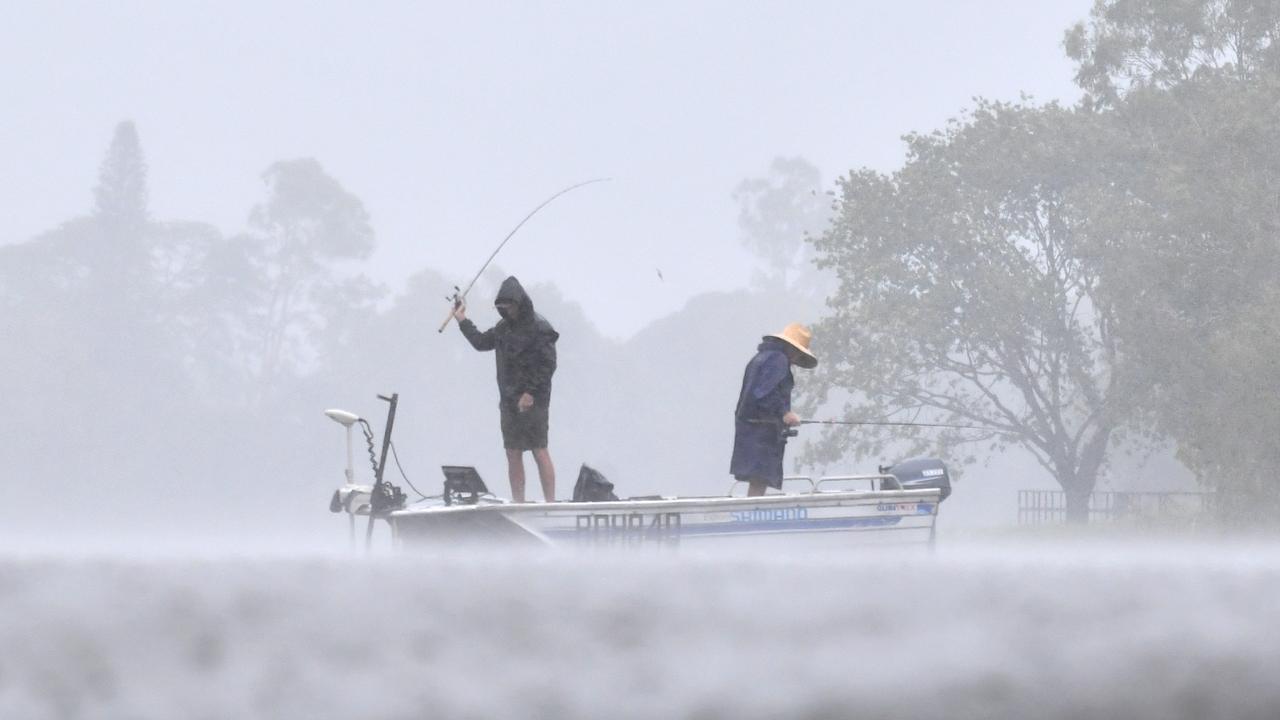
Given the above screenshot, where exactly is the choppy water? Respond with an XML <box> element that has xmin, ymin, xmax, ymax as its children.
<box><xmin>2</xmin><ymin>538</ymin><xmax>1279</xmax><ymax>720</ymax></box>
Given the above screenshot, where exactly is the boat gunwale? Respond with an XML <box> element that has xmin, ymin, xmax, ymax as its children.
<box><xmin>389</xmin><ymin>487</ymin><xmax>942</xmax><ymax>518</ymax></box>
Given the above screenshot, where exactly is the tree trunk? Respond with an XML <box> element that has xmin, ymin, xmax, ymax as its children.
<box><xmin>1063</xmin><ymin>426</ymin><xmax>1112</xmax><ymax>525</ymax></box>
<box><xmin>1064</xmin><ymin>487</ymin><xmax>1091</xmax><ymax>524</ymax></box>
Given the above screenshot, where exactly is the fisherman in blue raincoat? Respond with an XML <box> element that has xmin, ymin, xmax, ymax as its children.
<box><xmin>730</xmin><ymin>323</ymin><xmax>818</xmax><ymax>497</ymax></box>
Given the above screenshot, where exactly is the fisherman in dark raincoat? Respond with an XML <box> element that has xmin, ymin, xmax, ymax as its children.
<box><xmin>731</xmin><ymin>323</ymin><xmax>818</xmax><ymax>497</ymax></box>
<box><xmin>452</xmin><ymin>276</ymin><xmax>559</xmax><ymax>502</ymax></box>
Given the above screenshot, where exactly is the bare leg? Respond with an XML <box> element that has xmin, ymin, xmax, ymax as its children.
<box><xmin>531</xmin><ymin>447</ymin><xmax>556</xmax><ymax>502</ymax></box>
<box><xmin>747</xmin><ymin>479</ymin><xmax>769</xmax><ymax>497</ymax></box>
<box><xmin>506</xmin><ymin>449</ymin><xmax>526</xmax><ymax>503</ymax></box>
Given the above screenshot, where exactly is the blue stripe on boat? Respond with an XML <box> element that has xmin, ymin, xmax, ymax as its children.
<box><xmin>543</xmin><ymin>514</ymin><xmax>911</xmax><ymax>538</ymax></box>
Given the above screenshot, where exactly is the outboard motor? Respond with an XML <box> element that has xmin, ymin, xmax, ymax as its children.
<box><xmin>572</xmin><ymin>464</ymin><xmax>619</xmax><ymax>502</ymax></box>
<box><xmin>879</xmin><ymin>458</ymin><xmax>951</xmax><ymax>501</ymax></box>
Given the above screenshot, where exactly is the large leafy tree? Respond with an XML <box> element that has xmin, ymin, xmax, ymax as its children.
<box><xmin>1066</xmin><ymin>0</ymin><xmax>1280</xmax><ymax>105</ymax></box>
<box><xmin>807</xmin><ymin>102</ymin><xmax>1133</xmax><ymax>522</ymax></box>
<box><xmin>1067</xmin><ymin>0</ymin><xmax>1280</xmax><ymax>518</ymax></box>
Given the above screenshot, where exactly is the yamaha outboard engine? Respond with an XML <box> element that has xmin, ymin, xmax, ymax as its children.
<box><xmin>879</xmin><ymin>458</ymin><xmax>951</xmax><ymax>501</ymax></box>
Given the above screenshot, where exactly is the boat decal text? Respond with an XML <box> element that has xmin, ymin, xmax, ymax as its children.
<box><xmin>574</xmin><ymin>512</ymin><xmax>682</xmax><ymax>545</ymax></box>
<box><xmin>875</xmin><ymin>502</ymin><xmax>935</xmax><ymax>514</ymax></box>
<box><xmin>730</xmin><ymin>507</ymin><xmax>809</xmax><ymax>523</ymax></box>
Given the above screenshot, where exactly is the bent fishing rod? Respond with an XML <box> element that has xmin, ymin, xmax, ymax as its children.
<box><xmin>437</xmin><ymin>177</ymin><xmax>612</xmax><ymax>333</ymax></box>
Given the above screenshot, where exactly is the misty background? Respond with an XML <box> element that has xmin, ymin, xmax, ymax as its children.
<box><xmin>4</xmin><ymin>2</ymin><xmax>1090</xmax><ymax>335</ymax></box>
<box><xmin>10</xmin><ymin>5</ymin><xmax>1280</xmax><ymax>719</ymax></box>
<box><xmin>10</xmin><ymin>0</ymin><xmax>1275</xmax><ymax>549</ymax></box>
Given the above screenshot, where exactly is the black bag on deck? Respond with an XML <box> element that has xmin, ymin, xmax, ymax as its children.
<box><xmin>573</xmin><ymin>464</ymin><xmax>619</xmax><ymax>502</ymax></box>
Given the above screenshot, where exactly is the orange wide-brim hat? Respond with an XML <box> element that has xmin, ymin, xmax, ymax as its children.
<box><xmin>764</xmin><ymin>322</ymin><xmax>818</xmax><ymax>369</ymax></box>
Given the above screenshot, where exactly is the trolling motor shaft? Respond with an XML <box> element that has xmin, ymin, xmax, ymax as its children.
<box><xmin>364</xmin><ymin>392</ymin><xmax>405</xmax><ymax>550</ymax></box>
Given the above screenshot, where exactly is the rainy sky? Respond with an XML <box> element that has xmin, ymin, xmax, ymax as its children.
<box><xmin>2</xmin><ymin>0</ymin><xmax>1090</xmax><ymax>337</ymax></box>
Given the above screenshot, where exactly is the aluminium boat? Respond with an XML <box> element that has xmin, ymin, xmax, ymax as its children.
<box><xmin>325</xmin><ymin>394</ymin><xmax>951</xmax><ymax>550</ymax></box>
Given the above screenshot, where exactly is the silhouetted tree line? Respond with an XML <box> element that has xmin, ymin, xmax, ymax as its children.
<box><xmin>0</xmin><ymin>123</ymin><xmax>392</xmax><ymax>539</ymax></box>
<box><xmin>0</xmin><ymin>125</ymin><xmax>822</xmax><ymax>542</ymax></box>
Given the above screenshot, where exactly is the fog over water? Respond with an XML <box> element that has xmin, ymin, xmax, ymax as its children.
<box><xmin>6</xmin><ymin>1</ymin><xmax>1280</xmax><ymax>717</ymax></box>
<box><xmin>5</xmin><ymin>540</ymin><xmax>1280</xmax><ymax>720</ymax></box>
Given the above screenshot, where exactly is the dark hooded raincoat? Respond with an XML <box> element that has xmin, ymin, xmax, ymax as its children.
<box><xmin>729</xmin><ymin>337</ymin><xmax>794</xmax><ymax>488</ymax></box>
<box><xmin>458</xmin><ymin>276</ymin><xmax>560</xmax><ymax>411</ymax></box>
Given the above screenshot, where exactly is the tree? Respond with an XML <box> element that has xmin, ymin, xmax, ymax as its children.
<box><xmin>806</xmin><ymin>101</ymin><xmax>1135</xmax><ymax>522</ymax></box>
<box><xmin>242</xmin><ymin>158</ymin><xmax>380</xmax><ymax>389</ymax></box>
<box><xmin>732</xmin><ymin>156</ymin><xmax>832</xmax><ymax>294</ymax></box>
<box><xmin>0</xmin><ymin>121</ymin><xmax>206</xmax><ymax>530</ymax></box>
<box><xmin>0</xmin><ymin>128</ymin><xmax>391</xmax><ymax>538</ymax></box>
<box><xmin>1066</xmin><ymin>0</ymin><xmax>1280</xmax><ymax>519</ymax></box>
<box><xmin>13</xmin><ymin>120</ymin><xmax>167</xmax><ymax>382</ymax></box>
<box><xmin>94</xmin><ymin>121</ymin><xmax>149</xmax><ymax>229</ymax></box>
<box><xmin>1065</xmin><ymin>0</ymin><xmax>1280</xmax><ymax>106</ymax></box>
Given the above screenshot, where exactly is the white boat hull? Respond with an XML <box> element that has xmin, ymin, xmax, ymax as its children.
<box><xmin>387</xmin><ymin>488</ymin><xmax>941</xmax><ymax>551</ymax></box>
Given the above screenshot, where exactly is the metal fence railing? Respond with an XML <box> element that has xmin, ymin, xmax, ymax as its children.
<box><xmin>1017</xmin><ymin>490</ymin><xmax>1216</xmax><ymax>526</ymax></box>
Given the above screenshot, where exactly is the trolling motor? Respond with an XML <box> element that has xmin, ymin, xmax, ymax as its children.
<box><xmin>324</xmin><ymin>393</ymin><xmax>408</xmax><ymax>550</ymax></box>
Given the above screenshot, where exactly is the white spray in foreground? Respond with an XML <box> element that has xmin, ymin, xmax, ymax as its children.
<box><xmin>2</xmin><ymin>539</ymin><xmax>1279</xmax><ymax>720</ymax></box>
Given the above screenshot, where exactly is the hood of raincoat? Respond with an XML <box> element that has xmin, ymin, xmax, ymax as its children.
<box><xmin>494</xmin><ymin>276</ymin><xmax>535</xmax><ymax>322</ymax></box>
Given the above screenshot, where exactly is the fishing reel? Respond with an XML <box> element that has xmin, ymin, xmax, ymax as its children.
<box><xmin>438</xmin><ymin>286</ymin><xmax>464</xmax><ymax>333</ymax></box>
<box><xmin>745</xmin><ymin>417</ymin><xmax>800</xmax><ymax>443</ymax></box>
<box><xmin>770</xmin><ymin>424</ymin><xmax>800</xmax><ymax>443</ymax></box>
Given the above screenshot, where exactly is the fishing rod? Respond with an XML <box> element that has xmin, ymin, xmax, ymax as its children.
<box><xmin>747</xmin><ymin>417</ymin><xmax>1018</xmax><ymax>441</ymax></box>
<box><xmin>799</xmin><ymin>419</ymin><xmax>1015</xmax><ymax>433</ymax></box>
<box><xmin>437</xmin><ymin>177</ymin><xmax>612</xmax><ymax>333</ymax></box>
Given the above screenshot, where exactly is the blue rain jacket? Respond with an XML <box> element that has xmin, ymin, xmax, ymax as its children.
<box><xmin>729</xmin><ymin>338</ymin><xmax>794</xmax><ymax>487</ymax></box>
